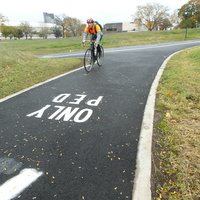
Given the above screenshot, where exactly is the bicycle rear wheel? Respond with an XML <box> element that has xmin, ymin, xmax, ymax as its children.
<box><xmin>97</xmin><ymin>46</ymin><xmax>104</xmax><ymax>66</ymax></box>
<box><xmin>84</xmin><ymin>49</ymin><xmax>94</xmax><ymax>72</ymax></box>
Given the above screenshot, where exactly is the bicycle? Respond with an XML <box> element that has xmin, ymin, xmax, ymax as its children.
<box><xmin>84</xmin><ymin>41</ymin><xmax>104</xmax><ymax>72</ymax></box>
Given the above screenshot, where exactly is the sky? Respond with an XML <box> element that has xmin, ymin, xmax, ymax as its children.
<box><xmin>2</xmin><ymin>0</ymin><xmax>189</xmax><ymax>26</ymax></box>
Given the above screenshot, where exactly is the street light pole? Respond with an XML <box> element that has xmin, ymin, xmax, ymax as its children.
<box><xmin>185</xmin><ymin>12</ymin><xmax>188</xmax><ymax>39</ymax></box>
<box><xmin>184</xmin><ymin>4</ymin><xmax>193</xmax><ymax>40</ymax></box>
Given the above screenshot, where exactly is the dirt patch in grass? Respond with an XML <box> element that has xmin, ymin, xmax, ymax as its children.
<box><xmin>152</xmin><ymin>109</ymin><xmax>200</xmax><ymax>199</ymax></box>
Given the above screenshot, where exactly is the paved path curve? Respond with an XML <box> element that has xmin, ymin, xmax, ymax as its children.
<box><xmin>0</xmin><ymin>40</ymin><xmax>200</xmax><ymax>200</ymax></box>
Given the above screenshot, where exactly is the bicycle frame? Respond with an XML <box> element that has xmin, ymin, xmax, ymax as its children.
<box><xmin>83</xmin><ymin>40</ymin><xmax>104</xmax><ymax>72</ymax></box>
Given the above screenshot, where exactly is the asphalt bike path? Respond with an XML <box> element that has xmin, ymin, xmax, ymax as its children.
<box><xmin>0</xmin><ymin>40</ymin><xmax>200</xmax><ymax>200</ymax></box>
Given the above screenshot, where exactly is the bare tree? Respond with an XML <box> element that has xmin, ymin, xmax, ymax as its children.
<box><xmin>170</xmin><ymin>9</ymin><xmax>181</xmax><ymax>29</ymax></box>
<box><xmin>133</xmin><ymin>3</ymin><xmax>169</xmax><ymax>31</ymax></box>
<box><xmin>54</xmin><ymin>14</ymin><xmax>69</xmax><ymax>38</ymax></box>
<box><xmin>0</xmin><ymin>13</ymin><xmax>8</xmax><ymax>25</ymax></box>
<box><xmin>0</xmin><ymin>13</ymin><xmax>8</xmax><ymax>33</ymax></box>
<box><xmin>66</xmin><ymin>17</ymin><xmax>82</xmax><ymax>36</ymax></box>
<box><xmin>54</xmin><ymin>15</ymin><xmax>85</xmax><ymax>37</ymax></box>
<box><xmin>38</xmin><ymin>23</ymin><xmax>50</xmax><ymax>39</ymax></box>
<box><xmin>19</xmin><ymin>21</ymin><xmax>33</xmax><ymax>39</ymax></box>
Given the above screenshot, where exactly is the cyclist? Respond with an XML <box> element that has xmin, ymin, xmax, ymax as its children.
<box><xmin>82</xmin><ymin>18</ymin><xmax>103</xmax><ymax>55</ymax></box>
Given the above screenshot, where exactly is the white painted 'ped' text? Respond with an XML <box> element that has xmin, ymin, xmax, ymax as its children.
<box><xmin>26</xmin><ymin>93</ymin><xmax>103</xmax><ymax>123</ymax></box>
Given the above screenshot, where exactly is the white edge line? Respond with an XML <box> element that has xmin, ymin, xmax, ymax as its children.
<box><xmin>0</xmin><ymin>66</ymin><xmax>84</xmax><ymax>103</ymax></box>
<box><xmin>132</xmin><ymin>50</ymin><xmax>184</xmax><ymax>200</ymax></box>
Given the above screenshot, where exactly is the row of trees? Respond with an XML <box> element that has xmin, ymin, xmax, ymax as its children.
<box><xmin>133</xmin><ymin>0</ymin><xmax>200</xmax><ymax>31</ymax></box>
<box><xmin>0</xmin><ymin>0</ymin><xmax>199</xmax><ymax>39</ymax></box>
<box><xmin>0</xmin><ymin>14</ymin><xmax>85</xmax><ymax>40</ymax></box>
<box><xmin>0</xmin><ymin>21</ymin><xmax>35</xmax><ymax>40</ymax></box>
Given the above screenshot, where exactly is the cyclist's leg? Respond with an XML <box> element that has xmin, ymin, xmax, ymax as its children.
<box><xmin>97</xmin><ymin>44</ymin><xmax>101</xmax><ymax>53</ymax></box>
<box><xmin>91</xmin><ymin>35</ymin><xmax>96</xmax><ymax>61</ymax></box>
<box><xmin>97</xmin><ymin>45</ymin><xmax>104</xmax><ymax>66</ymax></box>
<box><xmin>90</xmin><ymin>44</ymin><xmax>96</xmax><ymax>63</ymax></box>
<box><xmin>97</xmin><ymin>35</ymin><xmax>104</xmax><ymax>66</ymax></box>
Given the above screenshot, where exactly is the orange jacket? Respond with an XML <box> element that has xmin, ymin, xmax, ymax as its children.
<box><xmin>84</xmin><ymin>24</ymin><xmax>101</xmax><ymax>34</ymax></box>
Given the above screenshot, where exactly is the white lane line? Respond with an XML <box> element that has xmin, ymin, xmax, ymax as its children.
<box><xmin>0</xmin><ymin>168</ymin><xmax>43</xmax><ymax>200</ymax></box>
<box><xmin>40</xmin><ymin>52</ymin><xmax>84</xmax><ymax>58</ymax></box>
<box><xmin>0</xmin><ymin>67</ymin><xmax>84</xmax><ymax>103</ymax></box>
<box><xmin>40</xmin><ymin>40</ymin><xmax>200</xmax><ymax>58</ymax></box>
<box><xmin>132</xmin><ymin>50</ymin><xmax>183</xmax><ymax>200</ymax></box>
<box><xmin>105</xmin><ymin>40</ymin><xmax>200</xmax><ymax>54</ymax></box>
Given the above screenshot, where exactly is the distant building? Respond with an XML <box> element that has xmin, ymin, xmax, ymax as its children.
<box><xmin>43</xmin><ymin>12</ymin><xmax>55</xmax><ymax>24</ymax></box>
<box><xmin>104</xmin><ymin>22</ymin><xmax>148</xmax><ymax>33</ymax></box>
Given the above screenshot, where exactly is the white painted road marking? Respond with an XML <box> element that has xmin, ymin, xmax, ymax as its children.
<box><xmin>39</xmin><ymin>40</ymin><xmax>200</xmax><ymax>58</ymax></box>
<box><xmin>132</xmin><ymin>50</ymin><xmax>183</xmax><ymax>199</ymax></box>
<box><xmin>0</xmin><ymin>168</ymin><xmax>43</xmax><ymax>200</ymax></box>
<box><xmin>26</xmin><ymin>93</ymin><xmax>103</xmax><ymax>123</ymax></box>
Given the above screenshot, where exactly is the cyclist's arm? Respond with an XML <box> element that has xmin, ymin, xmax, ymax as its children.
<box><xmin>82</xmin><ymin>31</ymin><xmax>88</xmax><ymax>43</ymax></box>
<box><xmin>95</xmin><ymin>30</ymin><xmax>102</xmax><ymax>45</ymax></box>
<box><xmin>94</xmin><ymin>25</ymin><xmax>102</xmax><ymax>45</ymax></box>
<box><xmin>82</xmin><ymin>28</ymin><xmax>89</xmax><ymax>43</ymax></box>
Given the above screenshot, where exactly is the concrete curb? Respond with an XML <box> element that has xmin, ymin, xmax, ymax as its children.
<box><xmin>132</xmin><ymin>50</ymin><xmax>182</xmax><ymax>200</ymax></box>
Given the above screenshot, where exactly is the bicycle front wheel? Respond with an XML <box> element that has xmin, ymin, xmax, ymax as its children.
<box><xmin>84</xmin><ymin>49</ymin><xmax>94</xmax><ymax>72</ymax></box>
<box><xmin>97</xmin><ymin>46</ymin><xmax>104</xmax><ymax>66</ymax></box>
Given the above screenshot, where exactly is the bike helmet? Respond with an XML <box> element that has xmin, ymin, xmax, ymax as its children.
<box><xmin>87</xmin><ymin>18</ymin><xmax>94</xmax><ymax>23</ymax></box>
